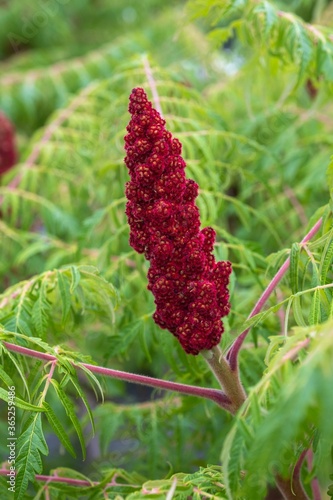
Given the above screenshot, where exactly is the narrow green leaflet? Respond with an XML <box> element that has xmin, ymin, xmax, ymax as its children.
<box><xmin>320</xmin><ymin>235</ymin><xmax>333</xmax><ymax>284</ymax></box>
<box><xmin>309</xmin><ymin>289</ymin><xmax>321</xmax><ymax>325</ymax></box>
<box><xmin>253</xmin><ymin>1</ymin><xmax>278</xmax><ymax>39</ymax></box>
<box><xmin>76</xmin><ymin>362</ymin><xmax>104</xmax><ymax>402</ymax></box>
<box><xmin>43</xmin><ymin>401</ymin><xmax>76</xmax><ymax>458</ymax></box>
<box><xmin>32</xmin><ymin>278</ymin><xmax>51</xmax><ymax>339</ymax></box>
<box><xmin>292</xmin><ymin>295</ymin><xmax>307</xmax><ymax>327</ymax></box>
<box><xmin>56</xmin><ymin>269</ymin><xmax>71</xmax><ymax>324</ymax></box>
<box><xmin>5</xmin><ymin>350</ymin><xmax>31</xmax><ymax>400</ymax></box>
<box><xmin>0</xmin><ymin>388</ymin><xmax>44</xmax><ymax>412</ymax></box>
<box><xmin>15</xmin><ymin>414</ymin><xmax>48</xmax><ymax>500</ymax></box>
<box><xmin>287</xmin><ymin>19</ymin><xmax>313</xmax><ymax>84</ymax></box>
<box><xmin>70</xmin><ymin>265</ymin><xmax>81</xmax><ymax>294</ymax></box>
<box><xmin>290</xmin><ymin>242</ymin><xmax>300</xmax><ymax>295</ymax></box>
<box><xmin>221</xmin><ymin>425</ymin><xmax>245</xmax><ymax>500</ymax></box>
<box><xmin>0</xmin><ymin>365</ymin><xmax>15</xmax><ymax>387</ymax></box>
<box><xmin>50</xmin><ymin>379</ymin><xmax>86</xmax><ymax>459</ymax></box>
<box><xmin>107</xmin><ymin>318</ymin><xmax>145</xmax><ymax>356</ymax></box>
<box><xmin>67</xmin><ymin>371</ymin><xmax>96</xmax><ymax>436</ymax></box>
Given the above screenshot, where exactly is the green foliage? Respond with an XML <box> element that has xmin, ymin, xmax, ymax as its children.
<box><xmin>0</xmin><ymin>0</ymin><xmax>333</xmax><ymax>498</ymax></box>
<box><xmin>223</xmin><ymin>322</ymin><xmax>333</xmax><ymax>498</ymax></box>
<box><xmin>15</xmin><ymin>413</ymin><xmax>48</xmax><ymax>499</ymax></box>
<box><xmin>188</xmin><ymin>0</ymin><xmax>333</xmax><ymax>83</ymax></box>
<box><xmin>0</xmin><ymin>265</ymin><xmax>118</xmax><ymax>340</ymax></box>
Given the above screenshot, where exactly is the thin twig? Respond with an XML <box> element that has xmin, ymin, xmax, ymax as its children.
<box><xmin>39</xmin><ymin>359</ymin><xmax>57</xmax><ymax>403</ymax></box>
<box><xmin>281</xmin><ymin>338</ymin><xmax>310</xmax><ymax>362</ymax></box>
<box><xmin>0</xmin><ymin>469</ymin><xmax>140</xmax><ymax>489</ymax></box>
<box><xmin>284</xmin><ymin>186</ymin><xmax>308</xmax><ymax>226</ymax></box>
<box><xmin>143</xmin><ymin>56</ymin><xmax>163</xmax><ymax>116</ymax></box>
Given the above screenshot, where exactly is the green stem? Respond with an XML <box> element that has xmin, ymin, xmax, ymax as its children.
<box><xmin>0</xmin><ymin>469</ymin><xmax>140</xmax><ymax>489</ymax></box>
<box><xmin>203</xmin><ymin>346</ymin><xmax>312</xmax><ymax>498</ymax></box>
<box><xmin>202</xmin><ymin>345</ymin><xmax>247</xmax><ymax>414</ymax></box>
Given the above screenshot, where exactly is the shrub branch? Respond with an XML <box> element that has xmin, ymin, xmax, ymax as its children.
<box><xmin>2</xmin><ymin>341</ymin><xmax>231</xmax><ymax>409</ymax></box>
<box><xmin>227</xmin><ymin>217</ymin><xmax>323</xmax><ymax>370</ymax></box>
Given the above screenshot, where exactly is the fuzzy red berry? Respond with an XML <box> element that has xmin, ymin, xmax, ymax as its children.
<box><xmin>124</xmin><ymin>88</ymin><xmax>232</xmax><ymax>355</ymax></box>
<box><xmin>0</xmin><ymin>112</ymin><xmax>17</xmax><ymax>175</ymax></box>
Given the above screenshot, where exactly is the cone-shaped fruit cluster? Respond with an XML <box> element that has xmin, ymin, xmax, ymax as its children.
<box><xmin>124</xmin><ymin>88</ymin><xmax>231</xmax><ymax>354</ymax></box>
<box><xmin>0</xmin><ymin>112</ymin><xmax>17</xmax><ymax>175</ymax></box>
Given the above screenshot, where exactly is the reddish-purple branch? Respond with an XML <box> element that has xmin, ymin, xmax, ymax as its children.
<box><xmin>143</xmin><ymin>57</ymin><xmax>162</xmax><ymax>116</ymax></box>
<box><xmin>274</xmin><ymin>447</ymin><xmax>311</xmax><ymax>500</ymax></box>
<box><xmin>2</xmin><ymin>341</ymin><xmax>231</xmax><ymax>409</ymax></box>
<box><xmin>0</xmin><ymin>469</ymin><xmax>138</xmax><ymax>489</ymax></box>
<box><xmin>291</xmin><ymin>449</ymin><xmax>310</xmax><ymax>499</ymax></box>
<box><xmin>3</xmin><ymin>341</ymin><xmax>56</xmax><ymax>361</ymax></box>
<box><xmin>307</xmin><ymin>449</ymin><xmax>322</xmax><ymax>500</ymax></box>
<box><xmin>227</xmin><ymin>217</ymin><xmax>323</xmax><ymax>370</ymax></box>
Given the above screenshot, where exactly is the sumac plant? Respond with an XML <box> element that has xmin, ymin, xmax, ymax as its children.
<box><xmin>1</xmin><ymin>1</ymin><xmax>333</xmax><ymax>499</ymax></box>
<box><xmin>0</xmin><ymin>112</ymin><xmax>17</xmax><ymax>176</ymax></box>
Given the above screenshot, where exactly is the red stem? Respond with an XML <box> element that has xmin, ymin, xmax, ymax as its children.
<box><xmin>2</xmin><ymin>341</ymin><xmax>231</xmax><ymax>409</ymax></box>
<box><xmin>291</xmin><ymin>449</ymin><xmax>310</xmax><ymax>499</ymax></box>
<box><xmin>274</xmin><ymin>449</ymin><xmax>310</xmax><ymax>500</ymax></box>
<box><xmin>0</xmin><ymin>469</ymin><xmax>139</xmax><ymax>489</ymax></box>
<box><xmin>227</xmin><ymin>217</ymin><xmax>323</xmax><ymax>370</ymax></box>
<box><xmin>143</xmin><ymin>56</ymin><xmax>163</xmax><ymax>116</ymax></box>
<box><xmin>307</xmin><ymin>449</ymin><xmax>322</xmax><ymax>500</ymax></box>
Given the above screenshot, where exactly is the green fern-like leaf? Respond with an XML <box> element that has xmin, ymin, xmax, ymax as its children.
<box><xmin>50</xmin><ymin>379</ymin><xmax>86</xmax><ymax>460</ymax></box>
<box><xmin>188</xmin><ymin>0</ymin><xmax>333</xmax><ymax>84</ymax></box>
<box><xmin>15</xmin><ymin>413</ymin><xmax>48</xmax><ymax>500</ymax></box>
<box><xmin>42</xmin><ymin>401</ymin><xmax>76</xmax><ymax>459</ymax></box>
<box><xmin>223</xmin><ymin>320</ymin><xmax>333</xmax><ymax>498</ymax></box>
